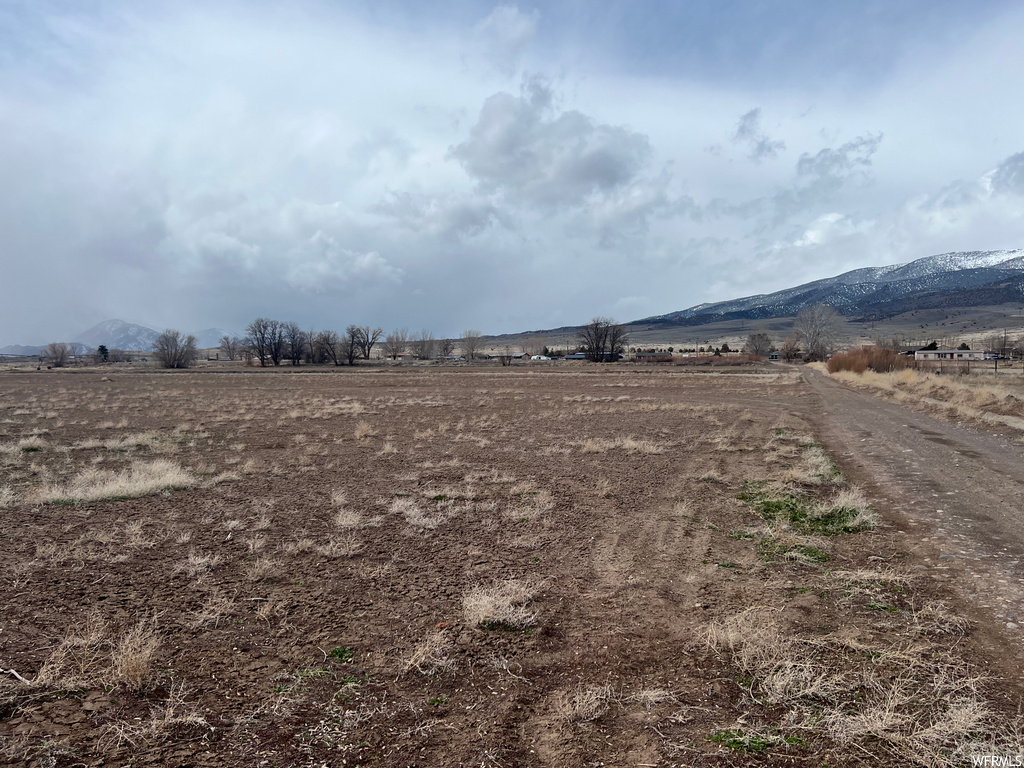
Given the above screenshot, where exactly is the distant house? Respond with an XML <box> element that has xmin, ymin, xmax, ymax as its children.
<box><xmin>633</xmin><ymin>351</ymin><xmax>673</xmax><ymax>363</ymax></box>
<box><xmin>563</xmin><ymin>353</ymin><xmax>587</xmax><ymax>360</ymax></box>
<box><xmin>914</xmin><ymin>345</ymin><xmax>986</xmax><ymax>361</ymax></box>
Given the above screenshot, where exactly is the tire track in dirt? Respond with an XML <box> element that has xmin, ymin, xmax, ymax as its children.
<box><xmin>797</xmin><ymin>366</ymin><xmax>1024</xmax><ymax>664</ymax></box>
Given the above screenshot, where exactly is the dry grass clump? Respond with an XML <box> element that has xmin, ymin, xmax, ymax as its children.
<box><xmin>333</xmin><ymin>506</ymin><xmax>362</xmax><ymax>527</ymax></box>
<box><xmin>316</xmin><ymin>533</ymin><xmax>363</xmax><ymax>559</ymax></box>
<box><xmin>31</xmin><ymin>614</ymin><xmax>160</xmax><ymax>692</ymax></box>
<box><xmin>783</xmin><ymin>443</ymin><xmax>842</xmax><ymax>486</ymax></box>
<box><xmin>631</xmin><ymin>688</ymin><xmax>677</xmax><ymax>711</ymax></box>
<box><xmin>705</xmin><ymin>607</ymin><xmax>1010</xmax><ymax>765</ymax></box>
<box><xmin>816</xmin><ymin>487</ymin><xmax>879</xmax><ymax>532</ymax></box>
<box><xmin>354</xmin><ymin>420</ymin><xmax>377</xmax><ymax>441</ymax></box>
<box><xmin>390</xmin><ymin>496</ymin><xmax>446</xmax><ymax>529</ymax></box>
<box><xmin>101</xmin><ymin>681</ymin><xmax>208</xmax><ymax>750</ymax></box>
<box><xmin>404</xmin><ymin>631</ymin><xmax>457</xmax><ymax>675</ymax></box>
<box><xmin>36</xmin><ymin>460</ymin><xmax>198</xmax><ymax>504</ymax></box>
<box><xmin>463</xmin><ymin>578</ymin><xmax>539</xmax><ymax>629</ymax></box>
<box><xmin>0</xmin><ymin>486</ymin><xmax>15</xmax><ymax>509</ymax></box>
<box><xmin>77</xmin><ymin>431</ymin><xmax>174</xmax><ymax>453</ymax></box>
<box><xmin>174</xmin><ymin>552</ymin><xmax>223</xmax><ymax>577</ymax></box>
<box><xmin>561</xmin><ymin>684</ymin><xmax>616</xmax><ymax>723</ymax></box>
<box><xmin>580</xmin><ymin>437</ymin><xmax>664</xmax><ymax>454</ymax></box>
<box><xmin>190</xmin><ymin>591</ymin><xmax>236</xmax><ymax>629</ymax></box>
<box><xmin>245</xmin><ymin>557</ymin><xmax>278</xmax><ymax>582</ymax></box>
<box><xmin>911</xmin><ymin>601</ymin><xmax>972</xmax><ymax>636</ymax></box>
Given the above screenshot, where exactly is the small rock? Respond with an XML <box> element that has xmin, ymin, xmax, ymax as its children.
<box><xmin>1007</xmin><ymin>622</ymin><xmax>1019</xmax><ymax>631</ymax></box>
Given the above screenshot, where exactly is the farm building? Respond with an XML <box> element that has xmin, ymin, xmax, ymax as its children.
<box><xmin>633</xmin><ymin>351</ymin><xmax>673</xmax><ymax>363</ymax></box>
<box><xmin>914</xmin><ymin>345</ymin><xmax>987</xmax><ymax>361</ymax></box>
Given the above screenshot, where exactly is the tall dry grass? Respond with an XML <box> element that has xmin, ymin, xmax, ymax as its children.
<box><xmin>35</xmin><ymin>460</ymin><xmax>198</xmax><ymax>504</ymax></box>
<box><xmin>827</xmin><ymin>346</ymin><xmax>912</xmax><ymax>374</ymax></box>
<box><xmin>831</xmin><ymin>367</ymin><xmax>1024</xmax><ymax>420</ymax></box>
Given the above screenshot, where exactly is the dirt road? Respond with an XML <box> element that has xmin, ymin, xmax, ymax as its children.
<box><xmin>799</xmin><ymin>366</ymin><xmax>1024</xmax><ymax>656</ymax></box>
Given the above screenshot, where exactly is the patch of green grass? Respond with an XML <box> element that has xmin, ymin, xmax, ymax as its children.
<box><xmin>431</xmin><ymin>494</ymin><xmax>447</xmax><ymax>501</ymax></box>
<box><xmin>295</xmin><ymin>666</ymin><xmax>331</xmax><ymax>680</ymax></box>
<box><xmin>329</xmin><ymin>646</ymin><xmax>354</xmax><ymax>662</ymax></box>
<box><xmin>758</xmin><ymin>538</ymin><xmax>830</xmax><ymax>564</ymax></box>
<box><xmin>427</xmin><ymin>696</ymin><xmax>448</xmax><ymax>707</ymax></box>
<box><xmin>739</xmin><ymin>487</ymin><xmax>869</xmax><ymax>536</ymax></box>
<box><xmin>709</xmin><ymin>728</ymin><xmax>805</xmax><ymax>753</ymax></box>
<box><xmin>718</xmin><ymin>562</ymin><xmax>737</xmax><ymax>569</ymax></box>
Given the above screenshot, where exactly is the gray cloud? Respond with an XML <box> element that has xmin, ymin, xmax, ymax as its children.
<box><xmin>773</xmin><ymin>133</ymin><xmax>883</xmax><ymax>222</ymax></box>
<box><xmin>449</xmin><ymin>76</ymin><xmax>652</xmax><ymax>209</ymax></box>
<box><xmin>1</xmin><ymin>2</ymin><xmax>1023</xmax><ymax>345</ymax></box>
<box><xmin>367</xmin><ymin>191</ymin><xmax>507</xmax><ymax>240</ymax></box>
<box><xmin>991</xmin><ymin>150</ymin><xmax>1024</xmax><ymax>195</ymax></box>
<box><xmin>733</xmin><ymin>108</ymin><xmax>786</xmax><ymax>162</ymax></box>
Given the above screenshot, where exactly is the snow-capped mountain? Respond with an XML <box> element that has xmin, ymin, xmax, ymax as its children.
<box><xmin>635</xmin><ymin>250</ymin><xmax>1024</xmax><ymax>328</ymax></box>
<box><xmin>72</xmin><ymin>320</ymin><xmax>161</xmax><ymax>352</ymax></box>
<box><xmin>2</xmin><ymin>321</ymin><xmax>242</xmax><ymax>354</ymax></box>
<box><xmin>192</xmin><ymin>328</ymin><xmax>240</xmax><ymax>349</ymax></box>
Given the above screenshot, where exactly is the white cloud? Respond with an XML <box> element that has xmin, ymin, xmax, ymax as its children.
<box><xmin>1</xmin><ymin>1</ymin><xmax>1023</xmax><ymax>343</ymax></box>
<box><xmin>471</xmin><ymin>5</ymin><xmax>540</xmax><ymax>76</ymax></box>
<box><xmin>285</xmin><ymin>232</ymin><xmax>402</xmax><ymax>291</ymax></box>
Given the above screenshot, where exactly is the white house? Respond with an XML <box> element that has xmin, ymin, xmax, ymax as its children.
<box><xmin>914</xmin><ymin>345</ymin><xmax>986</xmax><ymax>361</ymax></box>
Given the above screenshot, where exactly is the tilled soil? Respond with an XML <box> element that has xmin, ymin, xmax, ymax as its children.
<box><xmin>1</xmin><ymin>366</ymin><xmax>1021</xmax><ymax>767</ymax></box>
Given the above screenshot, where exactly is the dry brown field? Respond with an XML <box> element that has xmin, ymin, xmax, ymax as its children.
<box><xmin>1</xmin><ymin>366</ymin><xmax>1021</xmax><ymax>767</ymax></box>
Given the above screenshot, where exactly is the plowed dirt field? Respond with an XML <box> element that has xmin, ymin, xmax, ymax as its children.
<box><xmin>1</xmin><ymin>366</ymin><xmax>1021</xmax><ymax>767</ymax></box>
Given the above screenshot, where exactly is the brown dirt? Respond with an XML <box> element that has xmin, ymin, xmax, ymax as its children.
<box><xmin>1</xmin><ymin>365</ymin><xmax>1021</xmax><ymax>767</ymax></box>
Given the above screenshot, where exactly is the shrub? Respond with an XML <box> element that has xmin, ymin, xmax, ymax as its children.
<box><xmin>827</xmin><ymin>346</ymin><xmax>911</xmax><ymax>374</ymax></box>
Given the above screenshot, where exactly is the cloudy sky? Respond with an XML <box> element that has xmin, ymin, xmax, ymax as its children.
<box><xmin>2</xmin><ymin>0</ymin><xmax>1023</xmax><ymax>343</ymax></box>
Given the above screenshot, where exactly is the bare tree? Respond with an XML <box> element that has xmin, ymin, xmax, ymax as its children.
<box><xmin>794</xmin><ymin>304</ymin><xmax>843</xmax><ymax>361</ymax></box>
<box><xmin>984</xmin><ymin>331</ymin><xmax>1012</xmax><ymax>357</ymax></box>
<box><xmin>282</xmin><ymin>322</ymin><xmax>306</xmax><ymax>365</ymax></box>
<box><xmin>743</xmin><ymin>330</ymin><xmax>773</xmax><ymax>357</ymax></box>
<box><xmin>498</xmin><ymin>345</ymin><xmax>514</xmax><ymax>366</ymax></box>
<box><xmin>521</xmin><ymin>336</ymin><xmax>547</xmax><ymax>357</ymax></box>
<box><xmin>577</xmin><ymin>317</ymin><xmax>628</xmax><ymax>362</ymax></box>
<box><xmin>303</xmin><ymin>327</ymin><xmax>318</xmax><ymax>364</ymax></box>
<box><xmin>219</xmin><ymin>335</ymin><xmax>243</xmax><ymax>361</ymax></box>
<box><xmin>873</xmin><ymin>333</ymin><xmax>906</xmax><ymax>352</ymax></box>
<box><xmin>411</xmin><ymin>330</ymin><xmax>438</xmax><ymax>360</ymax></box>
<box><xmin>353</xmin><ymin>326</ymin><xmax>383</xmax><ymax>360</ymax></box>
<box><xmin>108</xmin><ymin>348</ymin><xmax>130</xmax><ymax>363</ymax></box>
<box><xmin>315</xmin><ymin>330</ymin><xmax>341</xmax><ymax>366</ymax></box>
<box><xmin>438</xmin><ymin>337</ymin><xmax>456</xmax><ymax>358</ymax></box>
<box><xmin>383</xmin><ymin>328</ymin><xmax>409</xmax><ymax>359</ymax></box>
<box><xmin>153</xmin><ymin>330</ymin><xmax>199</xmax><ymax>369</ymax></box>
<box><xmin>246</xmin><ymin>318</ymin><xmax>286</xmax><ymax>366</ymax></box>
<box><xmin>45</xmin><ymin>342</ymin><xmax>70</xmax><ymax>368</ymax></box>
<box><xmin>781</xmin><ymin>334</ymin><xmax>802</xmax><ymax>362</ymax></box>
<box><xmin>343</xmin><ymin>325</ymin><xmax>361</xmax><ymax>365</ymax></box>
<box><xmin>460</xmin><ymin>329</ymin><xmax>484</xmax><ymax>360</ymax></box>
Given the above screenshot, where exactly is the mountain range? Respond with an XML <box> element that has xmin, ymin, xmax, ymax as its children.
<box><xmin>4</xmin><ymin>249</ymin><xmax>1024</xmax><ymax>355</ymax></box>
<box><xmin>632</xmin><ymin>249</ymin><xmax>1024</xmax><ymax>329</ymax></box>
<box><xmin>0</xmin><ymin>321</ymin><xmax>237</xmax><ymax>355</ymax></box>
